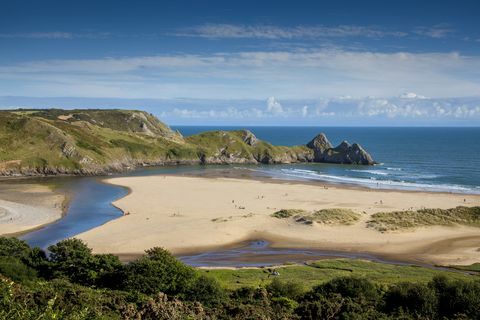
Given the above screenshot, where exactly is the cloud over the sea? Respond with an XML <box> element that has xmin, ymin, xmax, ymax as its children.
<box><xmin>2</xmin><ymin>95</ymin><xmax>479</xmax><ymax>126</ymax></box>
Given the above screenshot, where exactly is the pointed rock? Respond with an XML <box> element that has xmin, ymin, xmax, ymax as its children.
<box><xmin>306</xmin><ymin>133</ymin><xmax>333</xmax><ymax>152</ymax></box>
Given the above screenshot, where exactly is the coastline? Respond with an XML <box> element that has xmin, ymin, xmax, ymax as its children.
<box><xmin>0</xmin><ymin>182</ymin><xmax>67</xmax><ymax>236</ymax></box>
<box><xmin>77</xmin><ymin>174</ymin><xmax>480</xmax><ymax>266</ymax></box>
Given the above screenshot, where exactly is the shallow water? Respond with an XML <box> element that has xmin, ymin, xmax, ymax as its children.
<box><xmin>178</xmin><ymin>240</ymin><xmax>415</xmax><ymax>268</ymax></box>
<box><xmin>20</xmin><ymin>177</ymin><xmax>128</xmax><ymax>249</ymax></box>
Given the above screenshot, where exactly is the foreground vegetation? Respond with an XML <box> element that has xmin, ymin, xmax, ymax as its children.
<box><xmin>1</xmin><ymin>237</ymin><xmax>479</xmax><ymax>319</ymax></box>
<box><xmin>367</xmin><ymin>206</ymin><xmax>480</xmax><ymax>232</ymax></box>
<box><xmin>271</xmin><ymin>208</ymin><xmax>361</xmax><ymax>225</ymax></box>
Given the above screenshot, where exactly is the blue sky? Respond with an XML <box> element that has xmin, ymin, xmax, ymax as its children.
<box><xmin>1</xmin><ymin>0</ymin><xmax>480</xmax><ymax>125</ymax></box>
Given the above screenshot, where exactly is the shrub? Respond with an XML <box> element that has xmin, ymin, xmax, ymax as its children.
<box><xmin>48</xmin><ymin>238</ymin><xmax>99</xmax><ymax>285</ymax></box>
<box><xmin>121</xmin><ymin>247</ymin><xmax>197</xmax><ymax>296</ymax></box>
<box><xmin>0</xmin><ymin>237</ymin><xmax>31</xmax><ymax>259</ymax></box>
<box><xmin>384</xmin><ymin>282</ymin><xmax>437</xmax><ymax>318</ymax></box>
<box><xmin>0</xmin><ymin>256</ymin><xmax>37</xmax><ymax>282</ymax></box>
<box><xmin>267</xmin><ymin>278</ymin><xmax>305</xmax><ymax>300</ymax></box>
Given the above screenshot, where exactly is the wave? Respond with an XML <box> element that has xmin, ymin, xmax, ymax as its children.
<box><xmin>349</xmin><ymin>169</ymin><xmax>389</xmax><ymax>176</ymax></box>
<box><xmin>386</xmin><ymin>167</ymin><xmax>403</xmax><ymax>171</ymax></box>
<box><xmin>274</xmin><ymin>168</ymin><xmax>480</xmax><ymax>195</ymax></box>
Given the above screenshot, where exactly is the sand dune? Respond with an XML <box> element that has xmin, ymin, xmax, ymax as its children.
<box><xmin>78</xmin><ymin>176</ymin><xmax>480</xmax><ymax>266</ymax></box>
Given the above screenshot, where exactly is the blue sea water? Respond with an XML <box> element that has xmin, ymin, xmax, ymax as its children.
<box><xmin>173</xmin><ymin>126</ymin><xmax>480</xmax><ymax>194</ymax></box>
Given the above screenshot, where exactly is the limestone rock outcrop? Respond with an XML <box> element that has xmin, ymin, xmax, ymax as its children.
<box><xmin>306</xmin><ymin>133</ymin><xmax>375</xmax><ymax>165</ymax></box>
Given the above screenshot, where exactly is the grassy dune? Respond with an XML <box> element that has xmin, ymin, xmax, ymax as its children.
<box><xmin>367</xmin><ymin>206</ymin><xmax>480</xmax><ymax>232</ymax></box>
<box><xmin>271</xmin><ymin>208</ymin><xmax>361</xmax><ymax>225</ymax></box>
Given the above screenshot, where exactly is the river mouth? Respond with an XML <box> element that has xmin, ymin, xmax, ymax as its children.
<box><xmin>14</xmin><ymin>164</ymin><xmax>478</xmax><ymax>269</ymax></box>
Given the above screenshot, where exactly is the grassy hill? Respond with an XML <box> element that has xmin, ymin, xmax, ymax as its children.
<box><xmin>0</xmin><ymin>109</ymin><xmax>313</xmax><ymax>176</ymax></box>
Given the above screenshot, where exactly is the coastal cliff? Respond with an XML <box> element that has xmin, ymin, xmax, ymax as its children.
<box><xmin>0</xmin><ymin>109</ymin><xmax>375</xmax><ymax>176</ymax></box>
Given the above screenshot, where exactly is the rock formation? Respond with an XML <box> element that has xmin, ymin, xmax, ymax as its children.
<box><xmin>306</xmin><ymin>133</ymin><xmax>376</xmax><ymax>165</ymax></box>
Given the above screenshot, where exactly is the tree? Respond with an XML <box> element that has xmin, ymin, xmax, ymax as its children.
<box><xmin>121</xmin><ymin>247</ymin><xmax>197</xmax><ymax>295</ymax></box>
<box><xmin>384</xmin><ymin>282</ymin><xmax>437</xmax><ymax>318</ymax></box>
<box><xmin>0</xmin><ymin>237</ymin><xmax>31</xmax><ymax>259</ymax></box>
<box><xmin>48</xmin><ymin>238</ymin><xmax>97</xmax><ymax>285</ymax></box>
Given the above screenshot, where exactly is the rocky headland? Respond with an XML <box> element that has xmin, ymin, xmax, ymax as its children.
<box><xmin>0</xmin><ymin>109</ymin><xmax>375</xmax><ymax>176</ymax></box>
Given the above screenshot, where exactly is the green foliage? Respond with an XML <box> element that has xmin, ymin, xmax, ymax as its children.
<box><xmin>0</xmin><ymin>237</ymin><xmax>479</xmax><ymax>319</ymax></box>
<box><xmin>184</xmin><ymin>274</ymin><xmax>226</xmax><ymax>306</ymax></box>
<box><xmin>0</xmin><ymin>257</ymin><xmax>37</xmax><ymax>282</ymax></box>
<box><xmin>310</xmin><ymin>277</ymin><xmax>381</xmax><ymax>304</ymax></box>
<box><xmin>48</xmin><ymin>238</ymin><xmax>122</xmax><ymax>287</ymax></box>
<box><xmin>267</xmin><ymin>278</ymin><xmax>305</xmax><ymax>300</ymax></box>
<box><xmin>384</xmin><ymin>282</ymin><xmax>438</xmax><ymax>318</ymax></box>
<box><xmin>121</xmin><ymin>247</ymin><xmax>196</xmax><ymax>295</ymax></box>
<box><xmin>0</xmin><ymin>237</ymin><xmax>31</xmax><ymax>259</ymax></box>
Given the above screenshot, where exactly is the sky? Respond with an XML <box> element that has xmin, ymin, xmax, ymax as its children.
<box><xmin>1</xmin><ymin>0</ymin><xmax>480</xmax><ymax>126</ymax></box>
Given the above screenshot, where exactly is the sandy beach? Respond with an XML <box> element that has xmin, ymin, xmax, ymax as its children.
<box><xmin>0</xmin><ymin>183</ymin><xmax>65</xmax><ymax>235</ymax></box>
<box><xmin>78</xmin><ymin>175</ymin><xmax>480</xmax><ymax>266</ymax></box>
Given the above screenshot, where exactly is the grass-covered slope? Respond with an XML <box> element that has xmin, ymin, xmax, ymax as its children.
<box><xmin>0</xmin><ymin>109</ymin><xmax>198</xmax><ymax>175</ymax></box>
<box><xmin>0</xmin><ymin>109</ymin><xmax>314</xmax><ymax>176</ymax></box>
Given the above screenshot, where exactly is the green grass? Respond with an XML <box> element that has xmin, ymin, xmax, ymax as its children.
<box><xmin>271</xmin><ymin>208</ymin><xmax>361</xmax><ymax>225</ymax></box>
<box><xmin>200</xmin><ymin>259</ymin><xmax>474</xmax><ymax>290</ymax></box>
<box><xmin>271</xmin><ymin>209</ymin><xmax>307</xmax><ymax>219</ymax></box>
<box><xmin>449</xmin><ymin>263</ymin><xmax>480</xmax><ymax>273</ymax></box>
<box><xmin>367</xmin><ymin>206</ymin><xmax>480</xmax><ymax>232</ymax></box>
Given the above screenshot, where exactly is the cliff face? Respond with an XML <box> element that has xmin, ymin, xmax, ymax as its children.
<box><xmin>0</xmin><ymin>109</ymin><xmax>375</xmax><ymax>176</ymax></box>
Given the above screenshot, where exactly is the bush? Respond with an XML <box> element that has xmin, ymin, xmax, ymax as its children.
<box><xmin>309</xmin><ymin>277</ymin><xmax>381</xmax><ymax>304</ymax></box>
<box><xmin>384</xmin><ymin>282</ymin><xmax>437</xmax><ymax>318</ymax></box>
<box><xmin>0</xmin><ymin>256</ymin><xmax>37</xmax><ymax>282</ymax></box>
<box><xmin>121</xmin><ymin>247</ymin><xmax>197</xmax><ymax>296</ymax></box>
<box><xmin>48</xmin><ymin>238</ymin><xmax>98</xmax><ymax>285</ymax></box>
<box><xmin>0</xmin><ymin>237</ymin><xmax>31</xmax><ymax>259</ymax></box>
<box><xmin>431</xmin><ymin>275</ymin><xmax>480</xmax><ymax>319</ymax></box>
<box><xmin>185</xmin><ymin>274</ymin><xmax>226</xmax><ymax>306</ymax></box>
<box><xmin>267</xmin><ymin>278</ymin><xmax>305</xmax><ymax>299</ymax></box>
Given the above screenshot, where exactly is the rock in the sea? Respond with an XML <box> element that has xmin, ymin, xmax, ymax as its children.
<box><xmin>306</xmin><ymin>133</ymin><xmax>375</xmax><ymax>165</ymax></box>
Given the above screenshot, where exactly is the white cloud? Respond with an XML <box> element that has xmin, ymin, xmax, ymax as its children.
<box><xmin>399</xmin><ymin>92</ymin><xmax>427</xmax><ymax>99</ymax></box>
<box><xmin>301</xmin><ymin>105</ymin><xmax>309</xmax><ymax>117</ymax></box>
<box><xmin>413</xmin><ymin>25</ymin><xmax>453</xmax><ymax>39</ymax></box>
<box><xmin>174</xmin><ymin>24</ymin><xmax>461</xmax><ymax>40</ymax></box>
<box><xmin>176</xmin><ymin>24</ymin><xmax>408</xmax><ymax>40</ymax></box>
<box><xmin>266</xmin><ymin>96</ymin><xmax>284</xmax><ymax>115</ymax></box>
<box><xmin>1</xmin><ymin>49</ymin><xmax>480</xmax><ymax>99</ymax></box>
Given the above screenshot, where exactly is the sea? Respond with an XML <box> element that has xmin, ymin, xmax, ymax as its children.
<box><xmin>172</xmin><ymin>126</ymin><xmax>480</xmax><ymax>195</ymax></box>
